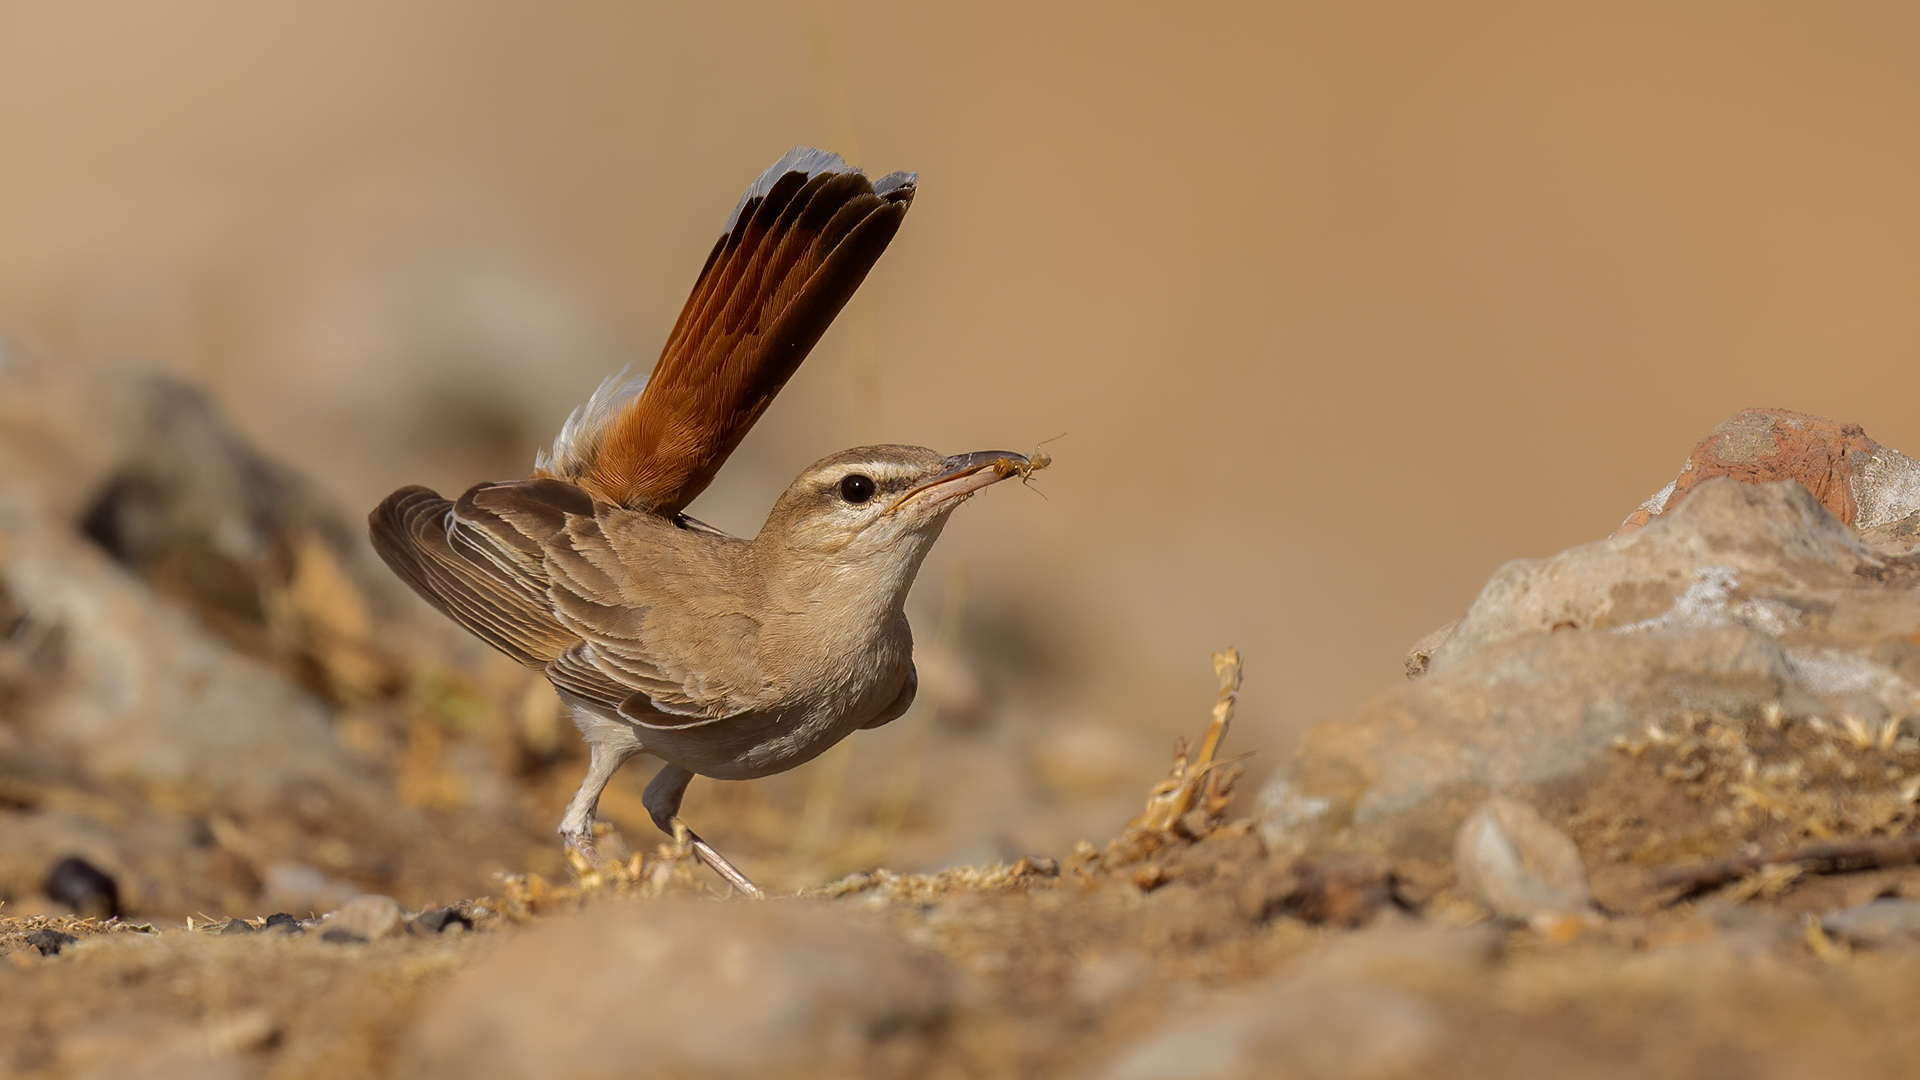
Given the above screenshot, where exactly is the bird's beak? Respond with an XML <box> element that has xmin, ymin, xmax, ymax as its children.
<box><xmin>892</xmin><ymin>451</ymin><xmax>1032</xmax><ymax>512</ymax></box>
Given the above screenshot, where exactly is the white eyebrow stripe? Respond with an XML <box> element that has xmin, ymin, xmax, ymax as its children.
<box><xmin>806</xmin><ymin>462</ymin><xmax>924</xmax><ymax>487</ymax></box>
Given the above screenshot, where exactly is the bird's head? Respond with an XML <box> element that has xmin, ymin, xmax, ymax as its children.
<box><xmin>755</xmin><ymin>445</ymin><xmax>1032</xmax><ymax>578</ymax></box>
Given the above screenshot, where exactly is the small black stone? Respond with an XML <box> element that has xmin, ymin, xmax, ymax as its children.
<box><xmin>261</xmin><ymin>912</ymin><xmax>303</xmax><ymax>934</ymax></box>
<box><xmin>44</xmin><ymin>856</ymin><xmax>120</xmax><ymax>919</ymax></box>
<box><xmin>320</xmin><ymin>928</ymin><xmax>367</xmax><ymax>945</ymax></box>
<box><xmin>24</xmin><ymin>929</ymin><xmax>78</xmax><ymax>957</ymax></box>
<box><xmin>413</xmin><ymin>906</ymin><xmax>473</xmax><ymax>934</ymax></box>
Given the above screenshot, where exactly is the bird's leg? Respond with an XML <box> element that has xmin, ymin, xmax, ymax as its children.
<box><xmin>643</xmin><ymin>763</ymin><xmax>765</xmax><ymax>899</ymax></box>
<box><xmin>558</xmin><ymin>737</ymin><xmax>642</xmax><ymax>861</ymax></box>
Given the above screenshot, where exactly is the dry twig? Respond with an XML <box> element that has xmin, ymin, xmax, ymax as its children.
<box><xmin>1656</xmin><ymin>834</ymin><xmax>1920</xmax><ymax>902</ymax></box>
<box><xmin>1102</xmin><ymin>648</ymin><xmax>1246</xmax><ymax>866</ymax></box>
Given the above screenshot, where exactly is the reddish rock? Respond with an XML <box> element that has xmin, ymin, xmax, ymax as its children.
<box><xmin>1617</xmin><ymin>408</ymin><xmax>1920</xmax><ymax>547</ymax></box>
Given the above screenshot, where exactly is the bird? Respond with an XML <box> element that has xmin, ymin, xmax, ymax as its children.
<box><xmin>368</xmin><ymin>148</ymin><xmax>1036</xmax><ymax>896</ymax></box>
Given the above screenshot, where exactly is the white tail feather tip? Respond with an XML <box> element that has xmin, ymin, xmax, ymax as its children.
<box><xmin>536</xmin><ymin>367</ymin><xmax>650</xmax><ymax>477</ymax></box>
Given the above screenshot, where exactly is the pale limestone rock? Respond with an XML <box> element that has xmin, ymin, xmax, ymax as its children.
<box><xmin>407</xmin><ymin>899</ymin><xmax>952</xmax><ymax>1080</ymax></box>
<box><xmin>1267</xmin><ymin>478</ymin><xmax>1920</xmax><ymax>862</ymax></box>
<box><xmin>321</xmin><ymin>894</ymin><xmax>403</xmax><ymax>941</ymax></box>
<box><xmin>1453</xmin><ymin>797</ymin><xmax>1592</xmax><ymax>922</ymax></box>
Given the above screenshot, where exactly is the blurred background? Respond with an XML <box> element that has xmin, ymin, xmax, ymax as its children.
<box><xmin>1</xmin><ymin>1</ymin><xmax>1917</xmax><ymax>901</ymax></box>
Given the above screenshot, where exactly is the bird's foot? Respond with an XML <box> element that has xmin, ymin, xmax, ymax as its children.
<box><xmin>561</xmin><ymin>822</ymin><xmax>640</xmax><ymax>888</ymax></box>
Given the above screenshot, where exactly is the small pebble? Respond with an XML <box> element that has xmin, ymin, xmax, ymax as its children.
<box><xmin>324</xmin><ymin>894</ymin><xmax>403</xmax><ymax>941</ymax></box>
<box><xmin>44</xmin><ymin>856</ymin><xmax>120</xmax><ymax>919</ymax></box>
<box><xmin>218</xmin><ymin>918</ymin><xmax>258</xmax><ymax>935</ymax></box>
<box><xmin>262</xmin><ymin>912</ymin><xmax>304</xmax><ymax>935</ymax></box>
<box><xmin>25</xmin><ymin>929</ymin><xmax>78</xmax><ymax>957</ymax></box>
<box><xmin>1453</xmin><ymin>797</ymin><xmax>1593</xmax><ymax>923</ymax></box>
<box><xmin>413</xmin><ymin>906</ymin><xmax>474</xmax><ymax>935</ymax></box>
<box><xmin>1822</xmin><ymin>898</ymin><xmax>1920</xmax><ymax>948</ymax></box>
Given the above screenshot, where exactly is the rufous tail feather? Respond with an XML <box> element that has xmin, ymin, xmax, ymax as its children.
<box><xmin>533</xmin><ymin>148</ymin><xmax>915</xmax><ymax>514</ymax></box>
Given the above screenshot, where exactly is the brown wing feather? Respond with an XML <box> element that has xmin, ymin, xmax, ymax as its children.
<box><xmin>538</xmin><ymin>509</ymin><xmax>750</xmax><ymax>719</ymax></box>
<box><xmin>544</xmin><ymin>642</ymin><xmax>633</xmax><ymax>714</ymax></box>
<box><xmin>373</xmin><ymin>476</ymin><xmax>758</xmax><ymax>726</ymax></box>
<box><xmin>568</xmin><ymin>151</ymin><xmax>915</xmax><ymax>513</ymax></box>
<box><xmin>367</xmin><ymin>480</ymin><xmax>589</xmax><ymax>667</ymax></box>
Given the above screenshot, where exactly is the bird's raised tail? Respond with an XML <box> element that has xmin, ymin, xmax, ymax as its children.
<box><xmin>534</xmin><ymin>148</ymin><xmax>916</xmax><ymax>515</ymax></box>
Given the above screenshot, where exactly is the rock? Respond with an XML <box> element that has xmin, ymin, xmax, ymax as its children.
<box><xmin>1821</xmin><ymin>898</ymin><xmax>1920</xmax><ymax>948</ymax></box>
<box><xmin>410</xmin><ymin>905</ymin><xmax>474</xmax><ymax>934</ymax></box>
<box><xmin>0</xmin><ymin>807</ymin><xmax>242</xmax><ymax>920</ymax></box>
<box><xmin>1418</xmin><ymin>478</ymin><xmax>1912</xmax><ymax>681</ymax></box>
<box><xmin>0</xmin><ymin>482</ymin><xmax>382</xmax><ymax>812</ymax></box>
<box><xmin>322</xmin><ymin>895</ymin><xmax>403</xmax><ymax>941</ymax></box>
<box><xmin>406</xmin><ymin>899</ymin><xmax>952</xmax><ymax>1080</ymax></box>
<box><xmin>25</xmin><ymin>928</ymin><xmax>78</xmax><ymax>956</ymax></box>
<box><xmin>1262</xmin><ymin>478</ymin><xmax>1920</xmax><ymax>864</ymax></box>
<box><xmin>1264</xmin><ymin>622</ymin><xmax>1793</xmax><ymax>858</ymax></box>
<box><xmin>261</xmin><ymin>912</ymin><xmax>304</xmax><ymax>935</ymax></box>
<box><xmin>1097</xmin><ymin>925</ymin><xmax>1496</xmax><ymax>1080</ymax></box>
<box><xmin>44</xmin><ymin>855</ymin><xmax>120</xmax><ymax>919</ymax></box>
<box><xmin>0</xmin><ymin>359</ymin><xmax>560</xmax><ymax>922</ymax></box>
<box><xmin>1453</xmin><ymin>798</ymin><xmax>1592</xmax><ymax>922</ymax></box>
<box><xmin>261</xmin><ymin>863</ymin><xmax>362</xmax><ymax>916</ymax></box>
<box><xmin>0</xmin><ymin>367</ymin><xmax>396</xmax><ymax>811</ymax></box>
<box><xmin>1616</xmin><ymin>408</ymin><xmax>1920</xmax><ymax>551</ymax></box>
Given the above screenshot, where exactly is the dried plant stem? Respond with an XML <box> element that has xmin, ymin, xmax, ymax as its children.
<box><xmin>1657</xmin><ymin>834</ymin><xmax>1920</xmax><ymax>901</ymax></box>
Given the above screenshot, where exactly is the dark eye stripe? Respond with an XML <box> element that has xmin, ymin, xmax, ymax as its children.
<box><xmin>838</xmin><ymin>474</ymin><xmax>877</xmax><ymax>504</ymax></box>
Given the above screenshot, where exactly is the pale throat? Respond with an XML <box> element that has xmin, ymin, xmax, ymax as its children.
<box><xmin>753</xmin><ymin>520</ymin><xmax>943</xmax><ymax>644</ymax></box>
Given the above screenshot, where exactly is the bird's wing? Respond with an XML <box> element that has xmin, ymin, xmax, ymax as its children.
<box><xmin>539</xmin><ymin>506</ymin><xmax>761</xmax><ymax>727</ymax></box>
<box><xmin>534</xmin><ymin>148</ymin><xmax>916</xmax><ymax>513</ymax></box>
<box><xmin>367</xmin><ymin>480</ymin><xmax>591</xmax><ymax>667</ymax></box>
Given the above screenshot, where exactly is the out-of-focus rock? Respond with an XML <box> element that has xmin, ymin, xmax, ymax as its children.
<box><xmin>1821</xmin><ymin>898</ymin><xmax>1920</xmax><ymax>948</ymax></box>
<box><xmin>1096</xmin><ymin>925</ymin><xmax>1496</xmax><ymax>1080</ymax></box>
<box><xmin>1262</xmin><ymin>475</ymin><xmax>1920</xmax><ymax>868</ymax></box>
<box><xmin>0</xmin><ymin>512</ymin><xmax>376</xmax><ymax>811</ymax></box>
<box><xmin>1616</xmin><ymin>408</ymin><xmax>1920</xmax><ymax>551</ymax></box>
<box><xmin>1453</xmin><ymin>798</ymin><xmax>1591</xmax><ymax>922</ymax></box>
<box><xmin>0</xmin><ymin>367</ymin><xmax>395</xmax><ymax>814</ymax></box>
<box><xmin>43</xmin><ymin>856</ymin><xmax>120</xmax><ymax>919</ymax></box>
<box><xmin>406</xmin><ymin>899</ymin><xmax>953</xmax><ymax>1080</ymax></box>
<box><xmin>321</xmin><ymin>894</ymin><xmax>403</xmax><ymax>942</ymax></box>
<box><xmin>0</xmin><ymin>360</ymin><xmax>563</xmax><ymax>917</ymax></box>
<box><xmin>410</xmin><ymin>905</ymin><xmax>473</xmax><ymax>935</ymax></box>
<box><xmin>260</xmin><ymin>864</ymin><xmax>362</xmax><ymax>917</ymax></box>
<box><xmin>0</xmin><ymin>362</ymin><xmax>434</xmax><ymax>702</ymax></box>
<box><xmin>0</xmin><ymin>808</ymin><xmax>238</xmax><ymax>918</ymax></box>
<box><xmin>25</xmin><ymin>928</ymin><xmax>78</xmax><ymax>956</ymax></box>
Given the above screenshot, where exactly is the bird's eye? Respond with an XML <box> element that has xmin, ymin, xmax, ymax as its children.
<box><xmin>838</xmin><ymin>474</ymin><xmax>877</xmax><ymax>504</ymax></box>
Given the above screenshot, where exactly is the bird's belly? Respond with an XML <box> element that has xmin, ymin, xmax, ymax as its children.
<box><xmin>629</xmin><ymin>665</ymin><xmax>909</xmax><ymax>781</ymax></box>
<box><xmin>634</xmin><ymin>706</ymin><xmax>858</xmax><ymax>780</ymax></box>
